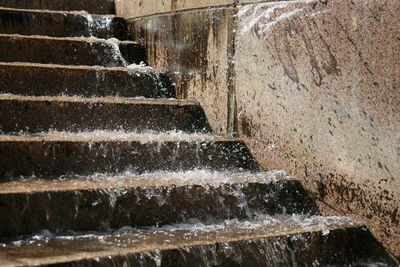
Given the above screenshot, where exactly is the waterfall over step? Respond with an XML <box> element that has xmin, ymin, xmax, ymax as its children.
<box><xmin>0</xmin><ymin>1</ymin><xmax>396</xmax><ymax>266</ymax></box>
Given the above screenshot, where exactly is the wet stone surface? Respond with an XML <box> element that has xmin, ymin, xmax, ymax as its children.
<box><xmin>0</xmin><ymin>216</ymin><xmax>395</xmax><ymax>266</ymax></box>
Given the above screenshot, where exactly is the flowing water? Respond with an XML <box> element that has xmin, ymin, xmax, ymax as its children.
<box><xmin>0</xmin><ymin>215</ymin><xmax>389</xmax><ymax>266</ymax></box>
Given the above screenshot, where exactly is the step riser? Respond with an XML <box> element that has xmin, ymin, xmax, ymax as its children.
<box><xmin>0</xmin><ymin>141</ymin><xmax>259</xmax><ymax>178</ymax></box>
<box><xmin>0</xmin><ymin>64</ymin><xmax>175</xmax><ymax>98</ymax></box>
<box><xmin>0</xmin><ymin>181</ymin><xmax>315</xmax><ymax>236</ymax></box>
<box><xmin>89</xmin><ymin>228</ymin><xmax>394</xmax><ymax>267</ymax></box>
<box><xmin>0</xmin><ymin>99</ymin><xmax>209</xmax><ymax>133</ymax></box>
<box><xmin>18</xmin><ymin>227</ymin><xmax>395</xmax><ymax>266</ymax></box>
<box><xmin>0</xmin><ymin>36</ymin><xmax>144</xmax><ymax>66</ymax></box>
<box><xmin>0</xmin><ymin>0</ymin><xmax>115</xmax><ymax>14</ymax></box>
<box><xmin>0</xmin><ymin>10</ymin><xmax>129</xmax><ymax>40</ymax></box>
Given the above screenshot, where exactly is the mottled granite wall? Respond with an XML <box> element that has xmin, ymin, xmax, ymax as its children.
<box><xmin>235</xmin><ymin>0</ymin><xmax>399</xmax><ymax>257</ymax></box>
<box><xmin>121</xmin><ymin>0</ymin><xmax>399</xmax><ymax>257</ymax></box>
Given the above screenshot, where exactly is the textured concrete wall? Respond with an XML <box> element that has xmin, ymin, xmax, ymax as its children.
<box><xmin>120</xmin><ymin>0</ymin><xmax>400</xmax><ymax>257</ymax></box>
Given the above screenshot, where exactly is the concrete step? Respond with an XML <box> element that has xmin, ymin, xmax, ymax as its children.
<box><xmin>0</xmin><ymin>94</ymin><xmax>209</xmax><ymax>133</ymax></box>
<box><xmin>0</xmin><ymin>34</ymin><xmax>144</xmax><ymax>66</ymax></box>
<box><xmin>0</xmin><ymin>132</ymin><xmax>259</xmax><ymax>178</ymax></box>
<box><xmin>0</xmin><ymin>0</ymin><xmax>115</xmax><ymax>15</ymax></box>
<box><xmin>0</xmin><ymin>7</ymin><xmax>129</xmax><ymax>39</ymax></box>
<box><xmin>0</xmin><ymin>171</ymin><xmax>317</xmax><ymax>236</ymax></box>
<box><xmin>0</xmin><ymin>62</ymin><xmax>175</xmax><ymax>98</ymax></box>
<box><xmin>0</xmin><ymin>217</ymin><xmax>395</xmax><ymax>266</ymax></box>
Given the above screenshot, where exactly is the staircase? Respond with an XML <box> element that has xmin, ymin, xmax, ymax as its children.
<box><xmin>0</xmin><ymin>1</ymin><xmax>396</xmax><ymax>266</ymax></box>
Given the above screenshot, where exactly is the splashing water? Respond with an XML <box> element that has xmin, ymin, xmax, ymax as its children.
<box><xmin>83</xmin><ymin>14</ymin><xmax>113</xmax><ymax>37</ymax></box>
<box><xmin>27</xmin><ymin>129</ymin><xmax>222</xmax><ymax>142</ymax></box>
<box><xmin>104</xmin><ymin>38</ymin><xmax>129</xmax><ymax>66</ymax></box>
<box><xmin>237</xmin><ymin>1</ymin><xmax>331</xmax><ymax>37</ymax></box>
<box><xmin>82</xmin><ymin>168</ymin><xmax>292</xmax><ymax>185</ymax></box>
<box><xmin>81</xmin><ymin>14</ymin><xmax>141</xmax><ymax>67</ymax></box>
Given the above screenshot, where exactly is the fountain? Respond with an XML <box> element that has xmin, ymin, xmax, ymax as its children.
<box><xmin>0</xmin><ymin>1</ymin><xmax>396</xmax><ymax>266</ymax></box>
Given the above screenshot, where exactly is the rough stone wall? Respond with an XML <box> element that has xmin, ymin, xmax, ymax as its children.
<box><xmin>121</xmin><ymin>0</ymin><xmax>399</xmax><ymax>257</ymax></box>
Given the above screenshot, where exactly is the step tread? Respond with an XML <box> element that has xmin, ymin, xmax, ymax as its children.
<box><xmin>0</xmin><ymin>216</ymin><xmax>363</xmax><ymax>266</ymax></box>
<box><xmin>0</xmin><ymin>171</ymin><xmax>292</xmax><ymax>194</ymax></box>
<box><xmin>0</xmin><ymin>33</ymin><xmax>139</xmax><ymax>44</ymax></box>
<box><xmin>0</xmin><ymin>94</ymin><xmax>196</xmax><ymax>106</ymax></box>
<box><xmin>0</xmin><ymin>61</ymin><xmax>155</xmax><ymax>72</ymax></box>
<box><xmin>0</xmin><ymin>6</ymin><xmax>117</xmax><ymax>17</ymax></box>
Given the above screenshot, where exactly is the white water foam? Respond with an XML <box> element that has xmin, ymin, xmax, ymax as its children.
<box><xmin>127</xmin><ymin>61</ymin><xmax>153</xmax><ymax>71</ymax></box>
<box><xmin>41</xmin><ymin>130</ymin><xmax>221</xmax><ymax>142</ymax></box>
<box><xmin>81</xmin><ymin>14</ymin><xmax>146</xmax><ymax>68</ymax></box>
<box><xmin>82</xmin><ymin>169</ymin><xmax>293</xmax><ymax>185</ymax></box>
<box><xmin>5</xmin><ymin>215</ymin><xmax>359</xmax><ymax>246</ymax></box>
<box><xmin>83</xmin><ymin>14</ymin><xmax>112</xmax><ymax>36</ymax></box>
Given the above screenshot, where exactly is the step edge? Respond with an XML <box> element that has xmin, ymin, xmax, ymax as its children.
<box><xmin>0</xmin><ymin>173</ymin><xmax>294</xmax><ymax>194</ymax></box>
<box><xmin>0</xmin><ymin>6</ymin><xmax>119</xmax><ymax>18</ymax></box>
<box><xmin>0</xmin><ymin>134</ymin><xmax>242</xmax><ymax>144</ymax></box>
<box><xmin>0</xmin><ymin>33</ymin><xmax>139</xmax><ymax>44</ymax></box>
<box><xmin>0</xmin><ymin>62</ymin><xmax>159</xmax><ymax>73</ymax></box>
<box><xmin>0</xmin><ymin>94</ymin><xmax>197</xmax><ymax>106</ymax></box>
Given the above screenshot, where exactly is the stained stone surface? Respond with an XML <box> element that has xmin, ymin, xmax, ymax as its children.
<box><xmin>116</xmin><ymin>0</ymin><xmax>233</xmax><ymax>19</ymax></box>
<box><xmin>129</xmin><ymin>8</ymin><xmax>234</xmax><ymax>134</ymax></box>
